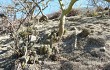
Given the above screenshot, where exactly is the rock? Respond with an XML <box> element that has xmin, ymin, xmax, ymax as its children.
<box><xmin>41</xmin><ymin>61</ymin><xmax>60</xmax><ymax>70</ymax></box>
<box><xmin>30</xmin><ymin>35</ymin><xmax>36</xmax><ymax>42</ymax></box>
<box><xmin>0</xmin><ymin>35</ymin><xmax>10</xmax><ymax>41</ymax></box>
<box><xmin>100</xmin><ymin>47</ymin><xmax>106</xmax><ymax>52</ymax></box>
<box><xmin>90</xmin><ymin>50</ymin><xmax>102</xmax><ymax>58</ymax></box>
<box><xmin>0</xmin><ymin>68</ymin><xmax>4</xmax><ymax>70</ymax></box>
<box><xmin>77</xmin><ymin>28</ymin><xmax>90</xmax><ymax>38</ymax></box>
<box><xmin>86</xmin><ymin>35</ymin><xmax>106</xmax><ymax>47</ymax></box>
<box><xmin>103</xmin><ymin>63</ymin><xmax>110</xmax><ymax>70</ymax></box>
<box><xmin>85</xmin><ymin>24</ymin><xmax>94</xmax><ymax>28</ymax></box>
<box><xmin>60</xmin><ymin>61</ymin><xmax>81</xmax><ymax>70</ymax></box>
<box><xmin>66</xmin><ymin>16</ymin><xmax>81</xmax><ymax>21</ymax></box>
<box><xmin>50</xmin><ymin>54</ymin><xmax>60</xmax><ymax>61</ymax></box>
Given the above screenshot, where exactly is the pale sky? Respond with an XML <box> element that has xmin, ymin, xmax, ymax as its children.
<box><xmin>0</xmin><ymin>0</ymin><xmax>88</xmax><ymax>18</ymax></box>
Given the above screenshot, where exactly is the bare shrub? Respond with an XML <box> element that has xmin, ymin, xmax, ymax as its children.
<box><xmin>67</xmin><ymin>9</ymin><xmax>79</xmax><ymax>17</ymax></box>
<box><xmin>39</xmin><ymin>15</ymin><xmax>48</xmax><ymax>22</ymax></box>
<box><xmin>48</xmin><ymin>11</ymin><xmax>61</xmax><ymax>20</ymax></box>
<box><xmin>96</xmin><ymin>6</ymin><xmax>104</xmax><ymax>12</ymax></box>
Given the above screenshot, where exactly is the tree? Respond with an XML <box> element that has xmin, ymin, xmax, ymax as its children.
<box><xmin>88</xmin><ymin>0</ymin><xmax>110</xmax><ymax>7</ymax></box>
<box><xmin>12</xmin><ymin>0</ymin><xmax>50</xmax><ymax>19</ymax></box>
<box><xmin>88</xmin><ymin>0</ymin><xmax>110</xmax><ymax>16</ymax></box>
<box><xmin>58</xmin><ymin>0</ymin><xmax>78</xmax><ymax>38</ymax></box>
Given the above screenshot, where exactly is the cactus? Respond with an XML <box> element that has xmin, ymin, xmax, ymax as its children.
<box><xmin>28</xmin><ymin>51</ymin><xmax>38</xmax><ymax>64</ymax></box>
<box><xmin>39</xmin><ymin>45</ymin><xmax>52</xmax><ymax>58</ymax></box>
<box><xmin>26</xmin><ymin>27</ymin><xmax>33</xmax><ymax>35</ymax></box>
<box><xmin>63</xmin><ymin>29</ymin><xmax>67</xmax><ymax>35</ymax></box>
<box><xmin>19</xmin><ymin>27</ymin><xmax>33</xmax><ymax>39</ymax></box>
<box><xmin>19</xmin><ymin>31</ymin><xmax>28</xmax><ymax>38</ymax></box>
<box><xmin>39</xmin><ymin>45</ymin><xmax>48</xmax><ymax>54</ymax></box>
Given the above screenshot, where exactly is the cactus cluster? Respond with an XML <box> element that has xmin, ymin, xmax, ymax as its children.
<box><xmin>39</xmin><ymin>45</ymin><xmax>52</xmax><ymax>55</ymax></box>
<box><xmin>19</xmin><ymin>27</ymin><xmax>33</xmax><ymax>39</ymax></box>
<box><xmin>27</xmin><ymin>51</ymin><xmax>38</xmax><ymax>64</ymax></box>
<box><xmin>38</xmin><ymin>44</ymin><xmax>59</xmax><ymax>61</ymax></box>
<box><xmin>49</xmin><ymin>30</ymin><xmax>59</xmax><ymax>43</ymax></box>
<box><xmin>86</xmin><ymin>11</ymin><xmax>98</xmax><ymax>17</ymax></box>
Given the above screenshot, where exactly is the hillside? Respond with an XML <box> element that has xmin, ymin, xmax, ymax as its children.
<box><xmin>0</xmin><ymin>15</ymin><xmax>110</xmax><ymax>70</ymax></box>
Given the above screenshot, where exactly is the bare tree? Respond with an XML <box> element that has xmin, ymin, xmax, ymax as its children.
<box><xmin>87</xmin><ymin>0</ymin><xmax>110</xmax><ymax>17</ymax></box>
<box><xmin>58</xmin><ymin>0</ymin><xmax>78</xmax><ymax>38</ymax></box>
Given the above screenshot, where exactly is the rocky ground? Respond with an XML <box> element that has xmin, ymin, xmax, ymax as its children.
<box><xmin>0</xmin><ymin>16</ymin><xmax>110</xmax><ymax>70</ymax></box>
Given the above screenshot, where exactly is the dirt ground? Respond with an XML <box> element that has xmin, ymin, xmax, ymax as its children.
<box><xmin>0</xmin><ymin>16</ymin><xmax>110</xmax><ymax>70</ymax></box>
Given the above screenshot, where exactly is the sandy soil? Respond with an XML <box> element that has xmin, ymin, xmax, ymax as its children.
<box><xmin>0</xmin><ymin>16</ymin><xmax>110</xmax><ymax>70</ymax></box>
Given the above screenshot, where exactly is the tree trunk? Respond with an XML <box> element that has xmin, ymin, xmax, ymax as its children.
<box><xmin>58</xmin><ymin>0</ymin><xmax>77</xmax><ymax>38</ymax></box>
<box><xmin>58</xmin><ymin>14</ymin><xmax>65</xmax><ymax>38</ymax></box>
<box><xmin>108</xmin><ymin>5</ymin><xmax>110</xmax><ymax>16</ymax></box>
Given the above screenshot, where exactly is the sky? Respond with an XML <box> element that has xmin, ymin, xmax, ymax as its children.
<box><xmin>0</xmin><ymin>0</ymin><xmax>88</xmax><ymax>18</ymax></box>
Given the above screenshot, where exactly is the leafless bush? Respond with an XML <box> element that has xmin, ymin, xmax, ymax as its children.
<box><xmin>96</xmin><ymin>6</ymin><xmax>104</xmax><ymax>12</ymax></box>
<box><xmin>66</xmin><ymin>9</ymin><xmax>80</xmax><ymax>17</ymax></box>
<box><xmin>48</xmin><ymin>11</ymin><xmax>61</xmax><ymax>20</ymax></box>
